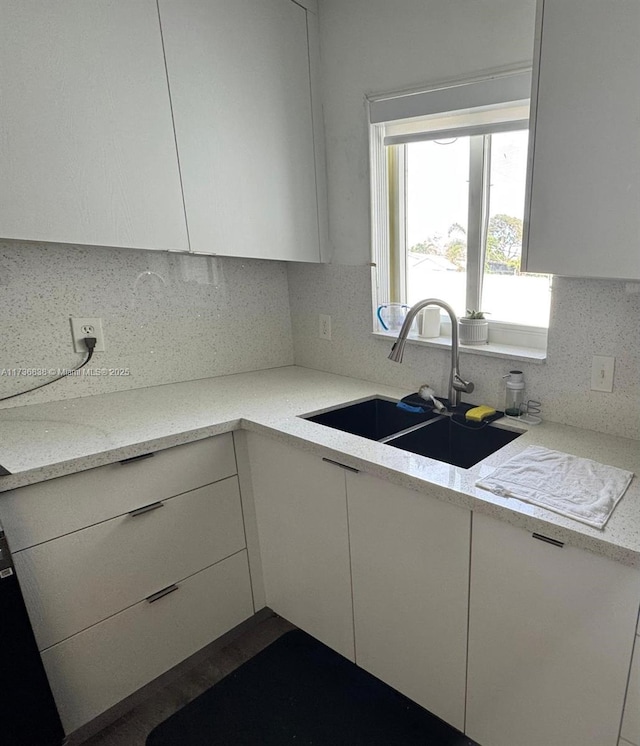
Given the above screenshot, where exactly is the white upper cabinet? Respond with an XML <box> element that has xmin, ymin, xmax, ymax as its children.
<box><xmin>0</xmin><ymin>0</ymin><xmax>188</xmax><ymax>252</ymax></box>
<box><xmin>523</xmin><ymin>0</ymin><xmax>640</xmax><ymax>279</ymax></box>
<box><xmin>159</xmin><ymin>0</ymin><xmax>324</xmax><ymax>262</ymax></box>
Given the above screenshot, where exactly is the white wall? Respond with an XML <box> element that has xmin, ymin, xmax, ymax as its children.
<box><xmin>318</xmin><ymin>0</ymin><xmax>536</xmax><ymax>265</ymax></box>
<box><xmin>0</xmin><ymin>241</ymin><xmax>293</xmax><ymax>407</ymax></box>
<box><xmin>287</xmin><ymin>0</ymin><xmax>640</xmax><ymax>441</ymax></box>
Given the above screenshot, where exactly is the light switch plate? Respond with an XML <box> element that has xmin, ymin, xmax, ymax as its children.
<box><xmin>591</xmin><ymin>355</ymin><xmax>615</xmax><ymax>392</ymax></box>
<box><xmin>319</xmin><ymin>314</ymin><xmax>332</xmax><ymax>340</ymax></box>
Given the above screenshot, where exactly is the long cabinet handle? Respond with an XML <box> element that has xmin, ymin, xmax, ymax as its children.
<box><xmin>119</xmin><ymin>452</ymin><xmax>155</xmax><ymax>465</ymax></box>
<box><xmin>128</xmin><ymin>501</ymin><xmax>164</xmax><ymax>517</ymax></box>
<box><xmin>146</xmin><ymin>584</ymin><xmax>179</xmax><ymax>604</ymax></box>
<box><xmin>322</xmin><ymin>457</ymin><xmax>360</xmax><ymax>474</ymax></box>
<box><xmin>532</xmin><ymin>532</ymin><xmax>564</xmax><ymax>548</ymax></box>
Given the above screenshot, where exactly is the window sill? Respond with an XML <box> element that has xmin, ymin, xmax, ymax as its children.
<box><xmin>373</xmin><ymin>331</ymin><xmax>547</xmax><ymax>364</ymax></box>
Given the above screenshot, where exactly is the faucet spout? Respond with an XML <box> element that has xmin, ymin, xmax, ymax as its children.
<box><xmin>387</xmin><ymin>298</ymin><xmax>474</xmax><ymax>407</ymax></box>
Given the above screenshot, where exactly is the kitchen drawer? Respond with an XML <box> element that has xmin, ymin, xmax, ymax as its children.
<box><xmin>15</xmin><ymin>476</ymin><xmax>245</xmax><ymax>650</ymax></box>
<box><xmin>621</xmin><ymin>635</ymin><xmax>640</xmax><ymax>746</ymax></box>
<box><xmin>0</xmin><ymin>434</ymin><xmax>236</xmax><ymax>550</ymax></box>
<box><xmin>42</xmin><ymin>550</ymin><xmax>253</xmax><ymax>734</ymax></box>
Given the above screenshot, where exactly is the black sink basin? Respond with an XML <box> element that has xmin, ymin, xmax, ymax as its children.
<box><xmin>387</xmin><ymin>416</ymin><xmax>522</xmax><ymax>469</ymax></box>
<box><xmin>305</xmin><ymin>397</ymin><xmax>436</xmax><ymax>441</ymax></box>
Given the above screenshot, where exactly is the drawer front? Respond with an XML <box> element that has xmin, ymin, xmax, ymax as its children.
<box><xmin>0</xmin><ymin>434</ymin><xmax>236</xmax><ymax>550</ymax></box>
<box><xmin>42</xmin><ymin>550</ymin><xmax>254</xmax><ymax>734</ymax></box>
<box><xmin>15</xmin><ymin>476</ymin><xmax>245</xmax><ymax>651</ymax></box>
<box><xmin>621</xmin><ymin>636</ymin><xmax>640</xmax><ymax>746</ymax></box>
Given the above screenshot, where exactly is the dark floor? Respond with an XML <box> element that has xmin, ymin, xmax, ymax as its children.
<box><xmin>80</xmin><ymin>615</ymin><xmax>295</xmax><ymax>746</ymax></box>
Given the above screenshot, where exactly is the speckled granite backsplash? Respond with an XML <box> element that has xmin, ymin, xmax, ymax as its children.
<box><xmin>287</xmin><ymin>264</ymin><xmax>640</xmax><ymax>441</ymax></box>
<box><xmin>0</xmin><ymin>242</ymin><xmax>293</xmax><ymax>407</ymax></box>
<box><xmin>2</xmin><ymin>241</ymin><xmax>638</xmax><ymax>442</ymax></box>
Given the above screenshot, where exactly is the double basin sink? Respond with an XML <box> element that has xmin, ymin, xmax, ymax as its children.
<box><xmin>304</xmin><ymin>397</ymin><xmax>522</xmax><ymax>469</ymax></box>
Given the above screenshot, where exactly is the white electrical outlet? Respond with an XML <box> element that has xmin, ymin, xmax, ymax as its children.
<box><xmin>70</xmin><ymin>317</ymin><xmax>105</xmax><ymax>352</ymax></box>
<box><xmin>319</xmin><ymin>314</ymin><xmax>332</xmax><ymax>340</ymax></box>
<box><xmin>590</xmin><ymin>355</ymin><xmax>615</xmax><ymax>392</ymax></box>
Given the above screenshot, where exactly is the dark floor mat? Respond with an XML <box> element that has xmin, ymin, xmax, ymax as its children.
<box><xmin>146</xmin><ymin>629</ymin><xmax>478</xmax><ymax>745</ymax></box>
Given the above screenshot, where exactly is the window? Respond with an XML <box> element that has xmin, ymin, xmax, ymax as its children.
<box><xmin>370</xmin><ymin>71</ymin><xmax>550</xmax><ymax>352</ymax></box>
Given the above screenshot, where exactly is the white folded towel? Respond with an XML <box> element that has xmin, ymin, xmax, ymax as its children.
<box><xmin>476</xmin><ymin>445</ymin><xmax>633</xmax><ymax>529</ymax></box>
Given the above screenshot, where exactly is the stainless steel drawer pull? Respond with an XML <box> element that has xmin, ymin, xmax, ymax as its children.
<box><xmin>322</xmin><ymin>457</ymin><xmax>360</xmax><ymax>474</ymax></box>
<box><xmin>119</xmin><ymin>452</ymin><xmax>155</xmax><ymax>465</ymax></box>
<box><xmin>532</xmin><ymin>532</ymin><xmax>564</xmax><ymax>548</ymax></box>
<box><xmin>146</xmin><ymin>584</ymin><xmax>179</xmax><ymax>604</ymax></box>
<box><xmin>128</xmin><ymin>501</ymin><xmax>164</xmax><ymax>517</ymax></box>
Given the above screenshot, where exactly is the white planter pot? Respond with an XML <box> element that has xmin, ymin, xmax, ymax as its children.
<box><xmin>459</xmin><ymin>318</ymin><xmax>489</xmax><ymax>345</ymax></box>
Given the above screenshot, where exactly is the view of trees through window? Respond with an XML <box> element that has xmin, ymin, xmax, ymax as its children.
<box><xmin>405</xmin><ymin>131</ymin><xmax>550</xmax><ymax>327</ymax></box>
<box><xmin>411</xmin><ymin>213</ymin><xmax>522</xmax><ymax>273</ymax></box>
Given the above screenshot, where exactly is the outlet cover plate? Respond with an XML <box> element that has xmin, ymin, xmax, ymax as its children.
<box><xmin>70</xmin><ymin>317</ymin><xmax>105</xmax><ymax>352</ymax></box>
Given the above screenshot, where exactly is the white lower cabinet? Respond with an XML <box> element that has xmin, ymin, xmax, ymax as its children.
<box><xmin>14</xmin><ymin>476</ymin><xmax>246</xmax><ymax>650</ymax></box>
<box><xmin>347</xmin><ymin>473</ymin><xmax>470</xmax><ymax>731</ymax></box>
<box><xmin>1</xmin><ymin>434</ymin><xmax>256</xmax><ymax>736</ymax></box>
<box><xmin>621</xmin><ymin>635</ymin><xmax>640</xmax><ymax>746</ymax></box>
<box><xmin>13</xmin><ymin>428</ymin><xmax>639</xmax><ymax>741</ymax></box>
<box><xmin>42</xmin><ymin>551</ymin><xmax>253</xmax><ymax>733</ymax></box>
<box><xmin>247</xmin><ymin>434</ymin><xmax>470</xmax><ymax>730</ymax></box>
<box><xmin>466</xmin><ymin>513</ymin><xmax>640</xmax><ymax>746</ymax></box>
<box><xmin>0</xmin><ymin>434</ymin><xmax>237</xmax><ymax>551</ymax></box>
<box><xmin>247</xmin><ymin>433</ymin><xmax>354</xmax><ymax>660</ymax></box>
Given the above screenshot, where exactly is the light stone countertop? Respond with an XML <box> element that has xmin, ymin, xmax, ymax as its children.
<box><xmin>0</xmin><ymin>366</ymin><xmax>639</xmax><ymax>567</ymax></box>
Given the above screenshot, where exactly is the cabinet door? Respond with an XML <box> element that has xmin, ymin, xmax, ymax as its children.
<box><xmin>467</xmin><ymin>513</ymin><xmax>640</xmax><ymax>746</ymax></box>
<box><xmin>0</xmin><ymin>0</ymin><xmax>188</xmax><ymax>251</ymax></box>
<box><xmin>158</xmin><ymin>0</ymin><xmax>321</xmax><ymax>262</ymax></box>
<box><xmin>523</xmin><ymin>0</ymin><xmax>640</xmax><ymax>278</ymax></box>
<box><xmin>621</xmin><ymin>635</ymin><xmax>640</xmax><ymax>746</ymax></box>
<box><xmin>347</xmin><ymin>473</ymin><xmax>470</xmax><ymax>731</ymax></box>
<box><xmin>247</xmin><ymin>434</ymin><xmax>354</xmax><ymax>659</ymax></box>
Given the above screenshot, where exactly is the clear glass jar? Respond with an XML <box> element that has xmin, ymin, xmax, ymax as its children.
<box><xmin>504</xmin><ymin>370</ymin><xmax>525</xmax><ymax>416</ymax></box>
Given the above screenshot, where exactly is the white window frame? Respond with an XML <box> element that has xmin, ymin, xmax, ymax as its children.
<box><xmin>369</xmin><ymin>68</ymin><xmax>549</xmax><ymax>356</ymax></box>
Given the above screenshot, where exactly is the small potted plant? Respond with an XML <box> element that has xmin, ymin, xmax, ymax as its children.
<box><xmin>459</xmin><ymin>310</ymin><xmax>489</xmax><ymax>345</ymax></box>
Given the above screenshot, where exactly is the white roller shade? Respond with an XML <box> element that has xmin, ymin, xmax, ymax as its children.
<box><xmin>369</xmin><ymin>70</ymin><xmax>532</xmax><ymax>123</ymax></box>
<box><xmin>383</xmin><ymin>104</ymin><xmax>529</xmax><ymax>145</ymax></box>
<box><xmin>369</xmin><ymin>70</ymin><xmax>531</xmax><ymax>145</ymax></box>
